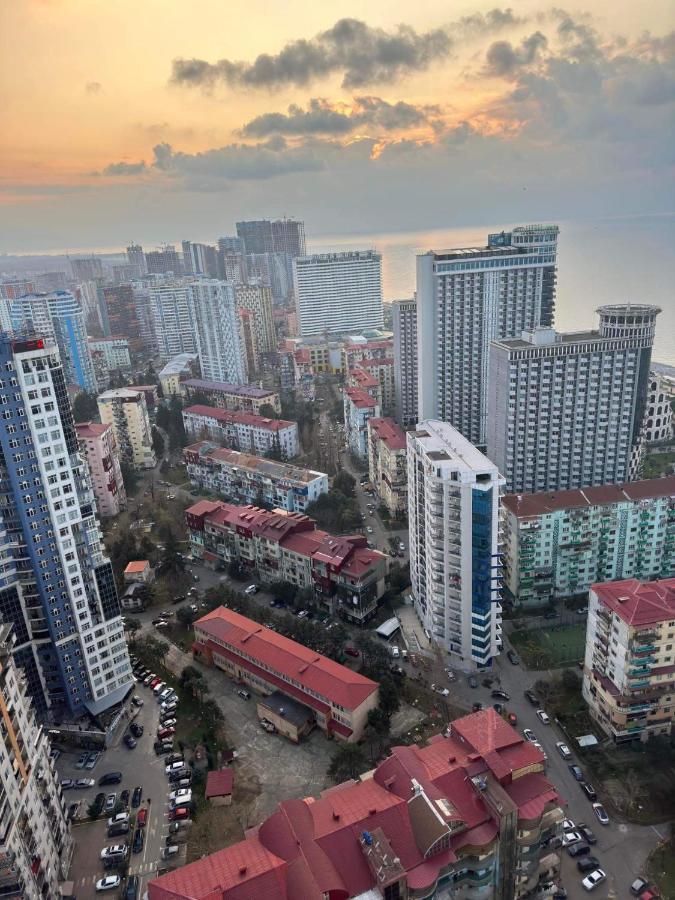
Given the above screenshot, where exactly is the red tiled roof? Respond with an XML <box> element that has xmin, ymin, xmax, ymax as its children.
<box><xmin>503</xmin><ymin>476</ymin><xmax>675</xmax><ymax>517</ymax></box>
<box><xmin>205</xmin><ymin>768</ymin><xmax>234</xmax><ymax>798</ymax></box>
<box><xmin>592</xmin><ymin>577</ymin><xmax>675</xmax><ymax>626</ymax></box>
<box><xmin>344</xmin><ymin>387</ymin><xmax>378</xmax><ymax>409</ymax></box>
<box><xmin>184</xmin><ymin>404</ymin><xmax>295</xmax><ymax>431</ymax></box>
<box><xmin>451</xmin><ymin>707</ymin><xmax>522</xmax><ymax>755</ymax></box>
<box><xmin>186</xmin><ymin>499</ymin><xmax>224</xmax><ymax>519</ymax></box>
<box><xmin>359</xmin><ymin>357</ymin><xmax>394</xmax><ymax>369</ymax></box>
<box><xmin>75</xmin><ymin>421</ymin><xmax>110</xmax><ymax>438</ymax></box>
<box><xmin>196</xmin><ymin>607</ymin><xmax>378</xmax><ymax>711</ymax></box>
<box><xmin>349</xmin><ymin>368</ymin><xmax>379</xmax><ymax>389</ymax></box>
<box><xmin>124</xmin><ymin>561</ymin><xmax>150</xmax><ymax>574</ymax></box>
<box><xmin>368</xmin><ymin>417</ymin><xmax>407</xmax><ymax>451</ymax></box>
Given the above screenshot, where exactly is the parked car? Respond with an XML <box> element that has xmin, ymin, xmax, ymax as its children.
<box><xmin>132</xmin><ymin>786</ymin><xmax>142</xmax><ymax>808</ymax></box>
<box><xmin>493</xmin><ymin>703</ymin><xmax>504</xmax><ymax>715</ymax></box>
<box><xmin>244</xmin><ymin>585</ymin><xmax>258</xmax><ymax>595</ymax></box>
<box><xmin>60</xmin><ymin>778</ymin><xmax>74</xmax><ymax>790</ymax></box>
<box><xmin>170</xmin><ymin>806</ymin><xmax>191</xmax><ymax>821</ymax></box>
<box><xmin>296</xmin><ymin>609</ymin><xmax>309</xmax><ymax>619</ymax></box>
<box><xmin>577</xmin><ymin>857</ymin><xmax>601</xmax><ymax>873</ymax></box>
<box><xmin>96</xmin><ymin>876</ymin><xmax>121</xmax><ymax>892</ymax></box>
<box><xmin>162</xmin><ymin>845</ymin><xmax>180</xmax><ymax>859</ymax></box>
<box><xmin>491</xmin><ymin>689</ymin><xmax>510</xmax><ymax>701</ymax></box>
<box><xmin>166</xmin><ymin>760</ymin><xmax>186</xmax><ymax>775</ymax></box>
<box><xmin>561</xmin><ymin>818</ymin><xmax>576</xmax><ymax>832</ymax></box>
<box><xmin>561</xmin><ymin>830</ymin><xmax>582</xmax><ymax>847</ymax></box>
<box><xmin>577</xmin><ymin>824</ymin><xmax>597</xmax><ymax>845</ymax></box>
<box><xmin>581</xmin><ymin>869</ymin><xmax>606</xmax><ymax>891</ymax></box>
<box><xmin>523</xmin><ymin>729</ymin><xmax>536</xmax><ymax>742</ymax></box>
<box><xmin>131</xmin><ymin>695</ymin><xmax>144</xmax><ymax>708</ymax></box>
<box><xmin>556</xmin><ymin>741</ymin><xmax>572</xmax><ymax>760</ymax></box>
<box><xmin>136</xmin><ymin>807</ymin><xmax>148</xmax><ymax>827</ymax></box>
<box><xmin>154</xmin><ymin>742</ymin><xmax>174</xmax><ymax>756</ymax></box>
<box><xmin>107</xmin><ymin>823</ymin><xmax>130</xmax><ymax>838</ymax></box>
<box><xmin>631</xmin><ymin>879</ymin><xmax>651</xmax><ymax>896</ymax></box>
<box><xmin>160</xmin><ymin>718</ymin><xmax>177</xmax><ymax>729</ymax></box>
<box><xmin>124</xmin><ymin>734</ymin><xmax>137</xmax><ymax>749</ymax></box>
<box><xmin>536</xmin><ymin>709</ymin><xmax>550</xmax><ymax>724</ymax></box>
<box><xmin>592</xmin><ymin>802</ymin><xmax>609</xmax><ymax>824</ymax></box>
<box><xmin>532</xmin><ymin>740</ymin><xmax>547</xmax><ymax>760</ymax></box>
<box><xmin>100</xmin><ymin>845</ymin><xmax>128</xmax><ymax>861</ymax></box>
<box><xmin>157</xmin><ymin>727</ymin><xmax>175</xmax><ymax>740</ymax></box>
<box><xmin>125</xmin><ymin>875</ymin><xmax>139</xmax><ymax>900</ymax></box>
<box><xmin>107</xmin><ymin>812</ymin><xmax>129</xmax><ymax>828</ymax></box>
<box><xmin>104</xmin><ymin>794</ymin><xmax>117</xmax><ymax>812</ymax></box>
<box><xmin>75</xmin><ymin>752</ymin><xmax>89</xmax><ymax>769</ymax></box>
<box><xmin>132</xmin><ymin>828</ymin><xmax>144</xmax><ymax>854</ymax></box>
<box><xmin>568</xmin><ymin>843</ymin><xmax>591</xmax><ymax>858</ymax></box>
<box><xmin>130</xmin><ymin>722</ymin><xmax>144</xmax><ymax>737</ymax></box>
<box><xmin>507</xmin><ymin>650</ymin><xmax>520</xmax><ymax>665</ymax></box>
<box><xmin>237</xmin><ymin>689</ymin><xmax>251</xmax><ymax>700</ymax></box>
<box><xmin>168</xmin><ymin>767</ymin><xmax>190</xmax><ymax>783</ymax></box>
<box><xmin>169</xmin><ymin>788</ymin><xmax>192</xmax><ymax>803</ymax></box>
<box><xmin>524</xmin><ymin>689</ymin><xmax>538</xmax><ymax>705</ymax></box>
<box><xmin>74</xmin><ymin>778</ymin><xmax>95</xmax><ymax>788</ymax></box>
<box><xmin>431</xmin><ymin>683</ymin><xmax>450</xmax><ymax>697</ymax></box>
<box><xmin>85</xmin><ymin>751</ymin><xmax>100</xmax><ymax>770</ymax></box>
<box><xmin>260</xmin><ymin>718</ymin><xmax>276</xmax><ymax>733</ymax></box>
<box><xmin>580</xmin><ymin>782</ymin><xmax>598</xmax><ymax>801</ymax></box>
<box><xmin>569</xmin><ymin>764</ymin><xmax>584</xmax><ymax>781</ymax></box>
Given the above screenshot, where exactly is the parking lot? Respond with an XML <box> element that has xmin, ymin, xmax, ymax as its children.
<box><xmin>63</xmin><ymin>679</ymin><xmax>190</xmax><ymax>898</ymax></box>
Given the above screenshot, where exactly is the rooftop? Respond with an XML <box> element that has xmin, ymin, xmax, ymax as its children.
<box><xmin>411</xmin><ymin>420</ymin><xmax>500</xmax><ymax>474</ymax></box>
<box><xmin>593</xmin><ymin>577</ymin><xmax>675</xmax><ymax>627</ymax></box>
<box><xmin>344</xmin><ymin>387</ymin><xmax>378</xmax><ymax>410</ymax></box>
<box><xmin>368</xmin><ymin>417</ymin><xmax>406</xmax><ymax>451</ymax></box>
<box><xmin>158</xmin><ymin>353</ymin><xmax>199</xmax><ymax>379</ymax></box>
<box><xmin>184</xmin><ymin>442</ymin><xmax>325</xmax><ymax>484</ymax></box>
<box><xmin>205</xmin><ymin>768</ymin><xmax>234</xmax><ymax>799</ymax></box>
<box><xmin>184</xmin><ymin>404</ymin><xmax>295</xmax><ymax>432</ymax></box>
<box><xmin>195</xmin><ymin>606</ymin><xmax>378</xmax><ymax>711</ymax></box>
<box><xmin>349</xmin><ymin>368</ymin><xmax>380</xmax><ymax>389</ymax></box>
<box><xmin>98</xmin><ymin>388</ymin><xmax>144</xmax><ymax>401</ymax></box>
<box><xmin>75</xmin><ymin>421</ymin><xmax>110</xmax><ymax>439</ymax></box>
<box><xmin>503</xmin><ymin>476</ymin><xmax>675</xmax><ymax>517</ymax></box>
<box><xmin>124</xmin><ymin>561</ymin><xmax>150</xmax><ymax>574</ymax></box>
<box><xmin>181</xmin><ymin>378</ymin><xmax>277</xmax><ymax>399</ymax></box>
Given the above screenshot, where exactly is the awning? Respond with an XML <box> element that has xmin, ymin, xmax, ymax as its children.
<box><xmin>84</xmin><ymin>679</ymin><xmax>133</xmax><ymax>717</ymax></box>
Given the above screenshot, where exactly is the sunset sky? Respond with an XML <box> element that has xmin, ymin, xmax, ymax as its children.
<box><xmin>1</xmin><ymin>0</ymin><xmax>673</xmax><ymax>252</ymax></box>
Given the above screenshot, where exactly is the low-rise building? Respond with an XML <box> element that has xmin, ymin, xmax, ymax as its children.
<box><xmin>502</xmin><ymin>477</ymin><xmax>675</xmax><ymax>607</ymax></box>
<box><xmin>344</xmin><ymin>387</ymin><xmax>381</xmax><ymax>461</ymax></box>
<box><xmin>205</xmin><ymin>768</ymin><xmax>234</xmax><ymax>807</ymax></box>
<box><xmin>367</xmin><ymin>417</ymin><xmax>407</xmax><ymax>516</ymax></box>
<box><xmin>644</xmin><ymin>372</ymin><xmax>674</xmax><ymax>443</ymax></box>
<box><xmin>121</xmin><ymin>582</ymin><xmax>148</xmax><ymax>612</ymax></box>
<box><xmin>347</xmin><ymin>366</ymin><xmax>382</xmax><ymax>407</ymax></box>
<box><xmin>342</xmin><ymin>337</ymin><xmax>394</xmax><ymax>372</ymax></box>
<box><xmin>158</xmin><ymin>352</ymin><xmax>199</xmax><ymax>397</ymax></box>
<box><xmin>180</xmin><ymin>377</ymin><xmax>280</xmax><ymax>414</ymax></box>
<box><xmin>358</xmin><ymin>356</ymin><xmax>395</xmax><ymax>410</ymax></box>
<box><xmin>186</xmin><ymin>500</ymin><xmax>387</xmax><ymax>623</ymax></box>
<box><xmin>193</xmin><ymin>606</ymin><xmax>380</xmax><ymax>741</ymax></box>
<box><xmin>75</xmin><ymin>421</ymin><xmax>127</xmax><ymax>517</ymax></box>
<box><xmin>184</xmin><ymin>442</ymin><xmax>327</xmax><ymax>512</ymax></box>
<box><xmin>182</xmin><ymin>404</ymin><xmax>299</xmax><ymax>458</ymax></box>
<box><xmin>123</xmin><ymin>560</ymin><xmax>154</xmax><ymax>584</ymax></box>
<box><xmin>88</xmin><ymin>337</ymin><xmax>132</xmax><ymax>370</ymax></box>
<box><xmin>583</xmin><ymin>577</ymin><xmax>675</xmax><ymax>743</ymax></box>
<box><xmin>148</xmin><ymin>707</ymin><xmax>563</xmax><ymax>900</ymax></box>
<box><xmin>97</xmin><ymin>388</ymin><xmax>156</xmax><ymax>470</ymax></box>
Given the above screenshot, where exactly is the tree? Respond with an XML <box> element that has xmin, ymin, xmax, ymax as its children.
<box><xmin>72</xmin><ymin>391</ymin><xmax>99</xmax><ymax>423</ymax></box>
<box><xmin>364</xmin><ymin>706</ymin><xmax>391</xmax><ymax>762</ymax></box>
<box><xmin>386</xmin><ymin>563</ymin><xmax>410</xmax><ymax>595</ymax></box>
<box><xmin>259</xmin><ymin>403</ymin><xmax>277</xmax><ymax>419</ymax></box>
<box><xmin>327</xmin><ymin>742</ymin><xmax>367</xmax><ymax>783</ymax></box>
<box><xmin>158</xmin><ymin>532</ymin><xmax>185</xmax><ymax>577</ymax></box>
<box><xmin>333</xmin><ymin>470</ymin><xmax>356</xmax><ymax>498</ymax></box>
<box><xmin>152</xmin><ymin>427</ymin><xmax>165</xmax><ymax>458</ymax></box>
<box><xmin>378</xmin><ymin>676</ymin><xmax>401</xmax><ymax>718</ymax></box>
<box><xmin>124</xmin><ymin>619</ymin><xmax>141</xmax><ymax>635</ymax></box>
<box><xmin>132</xmin><ymin>635</ymin><xmax>169</xmax><ymax>668</ymax></box>
<box><xmin>354</xmin><ymin>634</ymin><xmax>391</xmax><ymax>680</ymax></box>
<box><xmin>120</xmin><ymin>461</ymin><xmax>139</xmax><ymax>495</ymax></box>
<box><xmin>269</xmin><ymin>580</ymin><xmax>298</xmax><ymax>606</ymax></box>
<box><xmin>561</xmin><ymin>667</ymin><xmax>581</xmax><ymax>693</ymax></box>
<box><xmin>155</xmin><ymin>403</ymin><xmax>171</xmax><ymax>432</ymax></box>
<box><xmin>176</xmin><ymin>606</ymin><xmax>196</xmax><ymax>628</ymax></box>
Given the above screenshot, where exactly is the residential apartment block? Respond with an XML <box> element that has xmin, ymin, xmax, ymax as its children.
<box><xmin>149</xmin><ymin>707</ymin><xmax>563</xmax><ymax>900</ymax></box>
<box><xmin>408</xmin><ymin>421</ymin><xmax>504</xmax><ymax>670</ymax></box>
<box><xmin>583</xmin><ymin>578</ymin><xmax>675</xmax><ymax>743</ymax></box>
<box><xmin>148</xmin><ymin>280</ymin><xmax>195</xmax><ymax>360</ymax></box>
<box><xmin>487</xmin><ymin>305</ymin><xmax>660</xmax><ymax>493</ymax></box>
<box><xmin>157</xmin><ymin>352</ymin><xmax>199</xmax><ymax>397</ymax></box>
<box><xmin>347</xmin><ymin>366</ymin><xmax>382</xmax><ymax>406</ymax></box>
<box><xmin>234</xmin><ymin>283</ymin><xmax>276</xmax><ymax>355</ymax></box>
<box><xmin>75</xmin><ymin>421</ymin><xmax>127</xmax><ymax>518</ymax></box>
<box><xmin>644</xmin><ymin>372</ymin><xmax>673</xmax><ymax>443</ymax></box>
<box><xmin>97</xmin><ymin>388</ymin><xmax>156</xmax><ymax>470</ymax></box>
<box><xmin>0</xmin><ymin>625</ymin><xmax>73</xmax><ymax>898</ymax></box>
<box><xmin>186</xmin><ymin>279</ymin><xmax>246</xmax><ymax>384</ymax></box>
<box><xmin>367</xmin><ymin>417</ymin><xmax>408</xmax><ymax>516</ymax></box>
<box><xmin>341</xmin><ymin>337</ymin><xmax>394</xmax><ymax>373</ymax></box>
<box><xmin>88</xmin><ymin>337</ymin><xmax>131</xmax><ymax>372</ymax></box>
<box><xmin>417</xmin><ymin>225</ymin><xmax>559</xmax><ymax>447</ymax></box>
<box><xmin>392</xmin><ymin>297</ymin><xmax>418</xmax><ymax>427</ymax></box>
<box><xmin>184</xmin><ymin>442</ymin><xmax>328</xmax><ymax>512</ymax></box>
<box><xmin>0</xmin><ymin>336</ymin><xmax>132</xmax><ymax>716</ymax></box>
<box><xmin>343</xmin><ymin>387</ymin><xmax>381</xmax><ymax>461</ymax></box>
<box><xmin>502</xmin><ymin>477</ymin><xmax>675</xmax><ymax>606</ymax></box>
<box><xmin>182</xmin><ymin>404</ymin><xmax>299</xmax><ymax>458</ymax></box>
<box><xmin>294</xmin><ymin>250</ymin><xmax>384</xmax><ymax>336</ymax></box>
<box><xmin>180</xmin><ymin>378</ymin><xmax>280</xmax><ymax>414</ymax></box>
<box><xmin>356</xmin><ymin>357</ymin><xmax>395</xmax><ymax>410</ymax></box>
<box><xmin>101</xmin><ymin>284</ymin><xmax>143</xmax><ymax>354</ymax></box>
<box><xmin>186</xmin><ymin>501</ymin><xmax>387</xmax><ymax>625</ymax></box>
<box><xmin>236</xmin><ymin>218</ymin><xmax>306</xmax><ymax>257</ymax></box>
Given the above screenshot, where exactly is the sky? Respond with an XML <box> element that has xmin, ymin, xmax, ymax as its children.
<box><xmin>1</xmin><ymin>0</ymin><xmax>674</xmax><ymax>253</ymax></box>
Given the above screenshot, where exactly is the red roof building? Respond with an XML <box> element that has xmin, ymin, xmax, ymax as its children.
<box><xmin>367</xmin><ymin>417</ymin><xmax>407</xmax><ymax>516</ymax></box>
<box><xmin>183</xmin><ymin>404</ymin><xmax>299</xmax><ymax>459</ymax></box>
<box><xmin>148</xmin><ymin>709</ymin><xmax>564</xmax><ymax>900</ymax></box>
<box><xmin>205</xmin><ymin>768</ymin><xmax>234</xmax><ymax>805</ymax></box>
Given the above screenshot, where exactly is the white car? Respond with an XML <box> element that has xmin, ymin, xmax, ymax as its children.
<box><xmin>431</xmin><ymin>683</ymin><xmax>450</xmax><ymax>697</ymax></box>
<box><xmin>536</xmin><ymin>709</ymin><xmax>551</xmax><ymax>725</ymax></box>
<box><xmin>161</xmin><ymin>718</ymin><xmax>177</xmax><ymax>729</ymax></box>
<box><xmin>561</xmin><ymin>830</ymin><xmax>582</xmax><ymax>847</ymax></box>
<box><xmin>244</xmin><ymin>585</ymin><xmax>258</xmax><ymax>595</ymax></box>
<box><xmin>523</xmin><ymin>728</ymin><xmax>537</xmax><ymax>742</ymax></box>
<box><xmin>556</xmin><ymin>741</ymin><xmax>572</xmax><ymax>759</ymax></box>
<box><xmin>562</xmin><ymin>819</ymin><xmax>576</xmax><ymax>832</ymax></box>
<box><xmin>96</xmin><ymin>876</ymin><xmax>121</xmax><ymax>892</ymax></box>
<box><xmin>582</xmin><ymin>869</ymin><xmax>606</xmax><ymax>891</ymax></box>
<box><xmin>100</xmin><ymin>844</ymin><xmax>128</xmax><ymax>860</ymax></box>
<box><xmin>532</xmin><ymin>740</ymin><xmax>547</xmax><ymax>760</ymax></box>
<box><xmin>592</xmin><ymin>802</ymin><xmax>610</xmax><ymax>825</ymax></box>
<box><xmin>153</xmin><ymin>682</ymin><xmax>166</xmax><ymax>695</ymax></box>
<box><xmin>169</xmin><ymin>788</ymin><xmax>192</xmax><ymax>804</ymax></box>
<box><xmin>74</xmin><ymin>778</ymin><xmax>95</xmax><ymax>788</ymax></box>
<box><xmin>390</xmin><ymin>646</ymin><xmax>400</xmax><ymax>659</ymax></box>
<box><xmin>166</xmin><ymin>761</ymin><xmax>185</xmax><ymax>775</ymax></box>
<box><xmin>106</xmin><ymin>813</ymin><xmax>129</xmax><ymax>827</ymax></box>
<box><xmin>366</xmin><ymin>526</ymin><xmax>373</xmax><ymax>534</ymax></box>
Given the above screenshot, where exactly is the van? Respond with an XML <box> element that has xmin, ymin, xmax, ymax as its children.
<box><xmin>98</xmin><ymin>772</ymin><xmax>122</xmax><ymax>786</ymax></box>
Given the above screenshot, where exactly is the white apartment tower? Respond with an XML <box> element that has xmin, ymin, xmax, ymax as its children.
<box><xmin>97</xmin><ymin>388</ymin><xmax>156</xmax><ymax>470</ymax></box>
<box><xmin>417</xmin><ymin>225</ymin><xmax>559</xmax><ymax>447</ymax></box>
<box><xmin>392</xmin><ymin>297</ymin><xmax>418</xmax><ymax>428</ymax></box>
<box><xmin>149</xmin><ymin>280</ymin><xmax>196</xmax><ymax>360</ymax></box>
<box><xmin>408</xmin><ymin>421</ymin><xmax>504</xmax><ymax>670</ymax></box>
<box><xmin>487</xmin><ymin>305</ymin><xmax>660</xmax><ymax>494</ymax></box>
<box><xmin>293</xmin><ymin>250</ymin><xmax>384</xmax><ymax>336</ymax></box>
<box><xmin>187</xmin><ymin>280</ymin><xmax>247</xmax><ymax>385</ymax></box>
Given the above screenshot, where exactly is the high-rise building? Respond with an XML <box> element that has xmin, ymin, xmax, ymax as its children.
<box><xmin>69</xmin><ymin>256</ymin><xmax>104</xmax><ymax>281</ymax></box>
<box><xmin>502</xmin><ymin>476</ymin><xmax>675</xmax><ymax>607</ymax></box>
<box><xmin>186</xmin><ymin>280</ymin><xmax>246</xmax><ymax>384</ymax></box>
<box><xmin>392</xmin><ymin>297</ymin><xmax>418</xmax><ymax>428</ymax></box>
<box><xmin>238</xmin><ymin>309</ymin><xmax>259</xmax><ymax>379</ymax></box>
<box><xmin>149</xmin><ymin>281</ymin><xmax>196</xmax><ymax>360</ymax></box>
<box><xmin>97</xmin><ymin>388</ymin><xmax>156</xmax><ymax>470</ymax></box>
<box><xmin>149</xmin><ymin>707</ymin><xmax>563</xmax><ymax>900</ymax></box>
<box><xmin>102</xmin><ymin>283</ymin><xmax>143</xmax><ymax>354</ymax></box>
<box><xmin>0</xmin><ymin>625</ymin><xmax>73</xmax><ymax>897</ymax></box>
<box><xmin>0</xmin><ymin>335</ymin><xmax>133</xmax><ymax>716</ymax></box>
<box><xmin>644</xmin><ymin>372</ymin><xmax>674</xmax><ymax>443</ymax></box>
<box><xmin>417</xmin><ymin>224</ymin><xmax>559</xmax><ymax>447</ymax></box>
<box><xmin>234</xmin><ymin>282</ymin><xmax>276</xmax><ymax>354</ymax></box>
<box><xmin>181</xmin><ymin>241</ymin><xmax>218</xmax><ymax>277</ymax></box>
<box><xmin>130</xmin><ymin>284</ymin><xmax>158</xmax><ymax>355</ymax></box>
<box><xmin>126</xmin><ymin>243</ymin><xmax>147</xmax><ymax>276</ymax></box>
<box><xmin>145</xmin><ymin>245</ymin><xmax>182</xmax><ymax>275</ymax></box>
<box><xmin>11</xmin><ymin>291</ymin><xmax>97</xmax><ymax>392</ymax></box>
<box><xmin>408</xmin><ymin>420</ymin><xmax>504</xmax><ymax>670</ymax></box>
<box><xmin>583</xmin><ymin>577</ymin><xmax>675</xmax><ymax>743</ymax></box>
<box><xmin>294</xmin><ymin>250</ymin><xmax>384</xmax><ymax>337</ymax></box>
<box><xmin>75</xmin><ymin>421</ymin><xmax>127</xmax><ymax>517</ymax></box>
<box><xmin>487</xmin><ymin>305</ymin><xmax>660</xmax><ymax>494</ymax></box>
<box><xmin>236</xmin><ymin>218</ymin><xmax>306</xmax><ymax>257</ymax></box>
<box><xmin>76</xmin><ymin>279</ymin><xmax>109</xmax><ymax>336</ymax></box>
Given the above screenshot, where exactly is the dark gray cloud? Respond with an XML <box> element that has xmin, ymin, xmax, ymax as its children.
<box><xmin>151</xmin><ymin>137</ymin><xmax>325</xmax><ymax>182</ymax></box>
<box><xmin>485</xmin><ymin>31</ymin><xmax>548</xmax><ymax>77</ymax></box>
<box><xmin>102</xmin><ymin>161</ymin><xmax>147</xmax><ymax>176</ymax></box>
<box><xmin>171</xmin><ymin>18</ymin><xmax>452</xmax><ymax>90</ymax></box>
<box><xmin>241</xmin><ymin>95</ymin><xmax>436</xmax><ymax>137</ymax></box>
<box><xmin>85</xmin><ymin>81</ymin><xmax>103</xmax><ymax>94</ymax></box>
<box><xmin>459</xmin><ymin>8</ymin><xmax>525</xmax><ymax>32</ymax></box>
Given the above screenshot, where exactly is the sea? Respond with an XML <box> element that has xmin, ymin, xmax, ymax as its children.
<box><xmin>310</xmin><ymin>214</ymin><xmax>675</xmax><ymax>367</ymax></box>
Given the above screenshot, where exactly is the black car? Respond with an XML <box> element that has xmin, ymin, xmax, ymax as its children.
<box><xmin>493</xmin><ymin>702</ymin><xmax>504</xmax><ymax>714</ymax></box>
<box><xmin>91</xmin><ymin>792</ymin><xmax>106</xmax><ymax>815</ymax></box>
<box><xmin>154</xmin><ymin>742</ymin><xmax>173</xmax><ymax>756</ymax></box>
<box><xmin>490</xmin><ymin>689</ymin><xmax>510</xmax><ymax>701</ymax></box>
<box><xmin>472</xmin><ymin>702</ymin><xmax>483</xmax><ymax>712</ymax></box>
<box><xmin>99</xmin><ymin>772</ymin><xmax>122</xmax><ymax>786</ymax></box>
<box><xmin>580</xmin><ymin>781</ymin><xmax>598</xmax><ymax>801</ymax></box>
<box><xmin>132</xmin><ymin>827</ymin><xmax>144</xmax><ymax>854</ymax></box>
<box><xmin>507</xmin><ymin>650</ymin><xmax>520</xmax><ymax>665</ymax></box>
<box><xmin>567</xmin><ymin>843</ymin><xmax>590</xmax><ymax>858</ymax></box>
<box><xmin>120</xmin><ymin>789</ymin><xmax>130</xmax><ymax>807</ymax></box>
<box><xmin>132</xmin><ymin>786</ymin><xmax>142</xmax><ymax>808</ymax></box>
<box><xmin>169</xmin><ymin>767</ymin><xmax>190</xmax><ymax>783</ymax></box>
<box><xmin>524</xmin><ymin>689</ymin><xmax>538</xmax><ymax>705</ymax></box>
<box><xmin>569</xmin><ymin>764</ymin><xmax>584</xmax><ymax>781</ymax></box>
<box><xmin>578</xmin><ymin>824</ymin><xmax>597</xmax><ymax>845</ymax></box>
<box><xmin>124</xmin><ymin>734</ymin><xmax>137</xmax><ymax>749</ymax></box>
<box><xmin>577</xmin><ymin>856</ymin><xmax>601</xmax><ymax>873</ymax></box>
<box><xmin>130</xmin><ymin>722</ymin><xmax>144</xmax><ymax>738</ymax></box>
<box><xmin>125</xmin><ymin>875</ymin><xmax>139</xmax><ymax>900</ymax></box>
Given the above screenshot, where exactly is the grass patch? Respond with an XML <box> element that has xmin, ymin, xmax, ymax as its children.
<box><xmin>643</xmin><ymin>451</ymin><xmax>675</xmax><ymax>479</ymax></box>
<box><xmin>510</xmin><ymin>623</ymin><xmax>586</xmax><ymax>669</ymax></box>
<box><xmin>162</xmin><ymin>464</ymin><xmax>189</xmax><ymax>486</ymax></box>
<box><xmin>648</xmin><ymin>840</ymin><xmax>675</xmax><ymax>899</ymax></box>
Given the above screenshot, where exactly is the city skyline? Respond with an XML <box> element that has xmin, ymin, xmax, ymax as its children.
<box><xmin>2</xmin><ymin>1</ymin><xmax>673</xmax><ymax>251</ymax></box>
